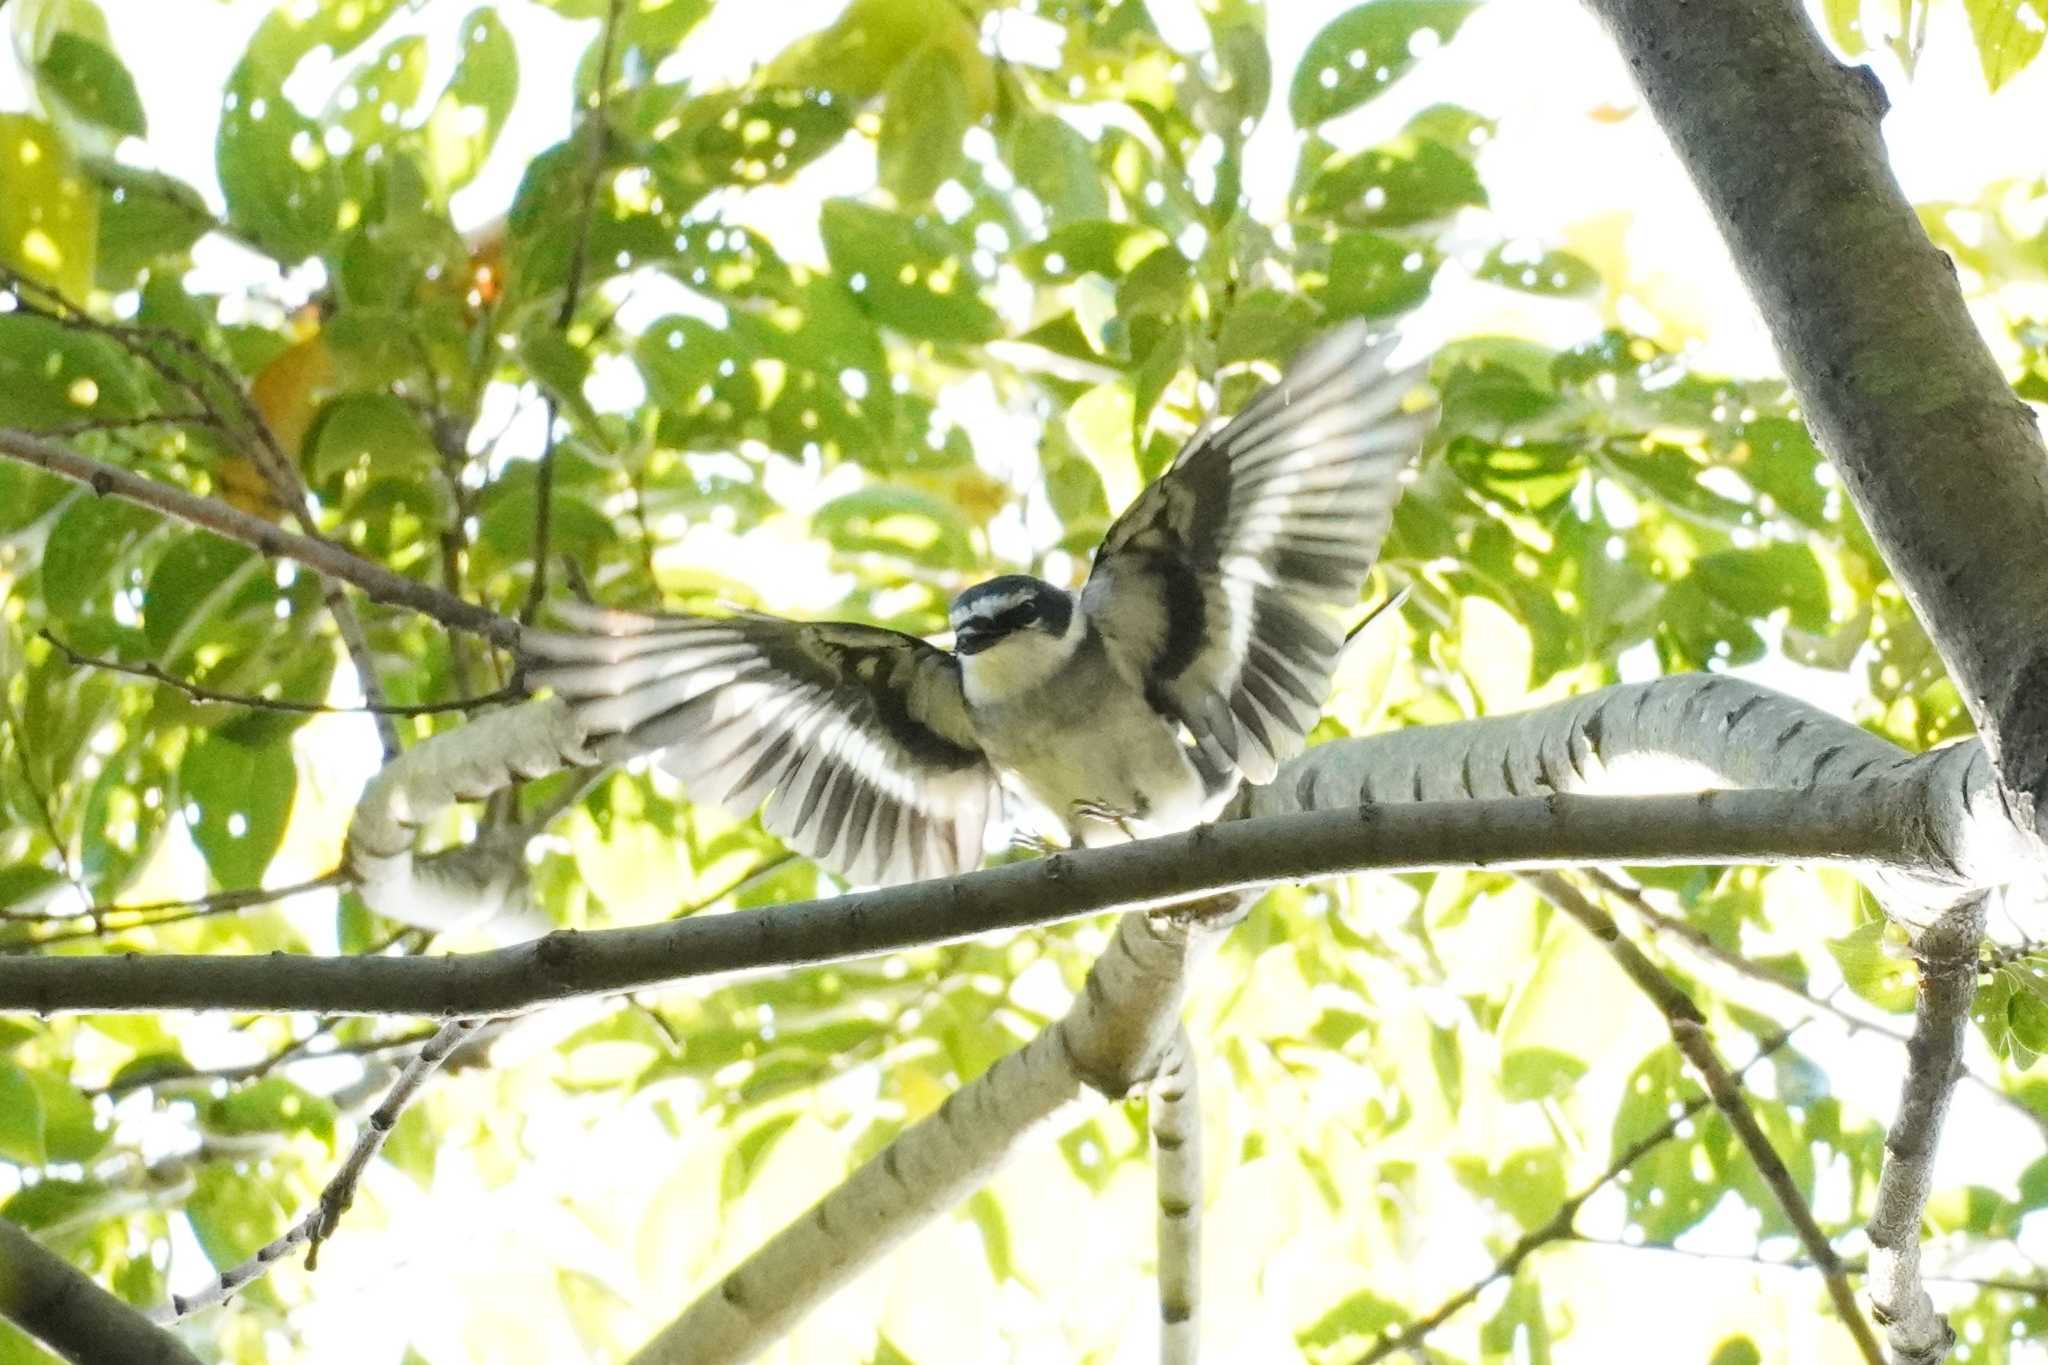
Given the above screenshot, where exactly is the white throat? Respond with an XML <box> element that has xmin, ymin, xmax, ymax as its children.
<box><xmin>960</xmin><ymin>614</ymin><xmax>1083</xmax><ymax>709</ymax></box>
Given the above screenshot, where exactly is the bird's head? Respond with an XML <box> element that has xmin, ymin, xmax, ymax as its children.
<box><xmin>948</xmin><ymin>575</ymin><xmax>1076</xmax><ymax>666</ymax></box>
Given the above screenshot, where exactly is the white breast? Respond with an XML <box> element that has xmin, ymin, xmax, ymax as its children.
<box><xmin>962</xmin><ymin>630</ymin><xmax>1218</xmax><ymax>843</ymax></box>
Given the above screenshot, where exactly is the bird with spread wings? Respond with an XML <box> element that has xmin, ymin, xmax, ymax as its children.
<box><xmin>521</xmin><ymin>323</ymin><xmax>1433</xmax><ymax>885</ymax></box>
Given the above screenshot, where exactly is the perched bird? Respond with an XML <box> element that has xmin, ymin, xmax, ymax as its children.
<box><xmin>521</xmin><ymin>323</ymin><xmax>1433</xmax><ymax>885</ymax></box>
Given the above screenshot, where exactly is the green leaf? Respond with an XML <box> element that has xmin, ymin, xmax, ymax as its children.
<box><xmin>1691</xmin><ymin>544</ymin><xmax>1831</xmax><ymax>632</ymax></box>
<box><xmin>0</xmin><ymin>1063</ymin><xmax>46</xmax><ymax>1166</ymax></box>
<box><xmin>1015</xmin><ymin>221</ymin><xmax>1168</xmax><ymax>283</ymax></box>
<box><xmin>0</xmin><ymin>312</ymin><xmax>149</xmax><ymax>432</ymax></box>
<box><xmin>179</xmin><ymin>734</ymin><xmax>296</xmax><ymax>889</ymax></box>
<box><xmin>2</xmin><ymin>1176</ymin><xmax>105</xmax><ymax>1230</ymax></box>
<box><xmin>1004</xmin><ymin>112</ymin><xmax>1109</xmax><ymax>221</ymax></box>
<box><xmin>1827</xmin><ymin>919</ymin><xmax>1917</xmax><ymax>1013</ymax></box>
<box><xmin>1476</xmin><ymin>244</ymin><xmax>1601</xmax><ymax>298</ymax></box>
<box><xmin>820</xmin><ymin>200</ymin><xmax>999</xmax><ymax>344</ymax></box>
<box><xmin>0</xmin><ymin>866</ymin><xmax>68</xmax><ymax>917</ymax></box>
<box><xmin>40</xmin><ymin>493</ymin><xmax>160</xmax><ymax>620</ymax></box>
<box><xmin>1289</xmin><ymin>1</ymin><xmax>1478</xmax><ymax>126</ymax></box>
<box><xmin>0</xmin><ymin>114</ymin><xmax>99</xmax><ymax>300</ymax></box>
<box><xmin>880</xmin><ymin>43</ymin><xmax>971</xmax><ymax>205</ymax></box>
<box><xmin>1297</xmin><ymin>1288</ymin><xmax>1407</xmax><ymax>1349</ymax></box>
<box><xmin>186</xmin><ymin>1164</ymin><xmax>290</xmax><ymax>1299</ymax></box>
<box><xmin>89</xmin><ymin>162</ymin><xmax>215</xmax><ymax>287</ymax></box>
<box><xmin>329</xmin><ymin>33</ymin><xmax>430</xmax><ymax>144</ymax></box>
<box><xmin>426</xmin><ymin>9</ymin><xmax>519</xmax><ymax>193</ymax></box>
<box><xmin>1823</xmin><ymin>0</ymin><xmax>1867</xmax><ymax>54</ymax></box>
<box><xmin>1499</xmin><ymin>1046</ymin><xmax>1586</xmax><ymax>1103</ymax></box>
<box><xmin>1963</xmin><ymin>0</ymin><xmax>2046</xmax><ymax>91</ymax></box>
<box><xmin>1318</xmin><ymin>229</ymin><xmax>1439</xmax><ymax>318</ymax></box>
<box><xmin>38</xmin><ymin>32</ymin><xmax>147</xmax><ymax>138</ymax></box>
<box><xmin>1709</xmin><ymin>1336</ymin><xmax>1765</xmax><ymax>1365</ymax></box>
<box><xmin>309</xmin><ymin>393</ymin><xmax>440</xmax><ymax>484</ymax></box>
<box><xmin>143</xmin><ymin>532</ymin><xmax>261</xmax><ymax>657</ymax></box>
<box><xmin>812</xmin><ymin>487</ymin><xmax>975</xmax><ymax>570</ymax></box>
<box><xmin>27</xmin><ymin>1070</ymin><xmax>105</xmax><ymax>1163</ymax></box>
<box><xmin>203</xmin><ymin>1077</ymin><xmax>337</xmax><ymax>1146</ymax></box>
<box><xmin>1299</xmin><ymin>132</ymin><xmax>1485</xmax><ymax>228</ymax></box>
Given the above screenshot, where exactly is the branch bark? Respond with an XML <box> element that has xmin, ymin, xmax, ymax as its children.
<box><xmin>0</xmin><ymin>782</ymin><xmax>1949</xmax><ymax>1017</ymax></box>
<box><xmin>0</xmin><ymin>1218</ymin><xmax>201</xmax><ymax>1365</ymax></box>
<box><xmin>1151</xmin><ymin>1026</ymin><xmax>1202</xmax><ymax>1365</ymax></box>
<box><xmin>0</xmin><ymin>429</ymin><xmax>521</xmax><ymax>649</ymax></box>
<box><xmin>628</xmin><ymin>900</ymin><xmax>1243</xmax><ymax>1364</ymax></box>
<box><xmin>1867</xmin><ymin>896</ymin><xmax>1985</xmax><ymax>1364</ymax></box>
<box><xmin>1580</xmin><ymin>0</ymin><xmax>2048</xmax><ymax>844</ymax></box>
<box><xmin>1523</xmin><ymin>873</ymin><xmax>1884</xmax><ymax>1365</ymax></box>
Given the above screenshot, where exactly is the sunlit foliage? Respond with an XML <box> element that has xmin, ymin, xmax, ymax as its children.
<box><xmin>3</xmin><ymin>1</ymin><xmax>2048</xmax><ymax>1361</ymax></box>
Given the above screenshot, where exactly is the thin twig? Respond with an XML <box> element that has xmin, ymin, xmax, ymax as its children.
<box><xmin>1357</xmin><ymin>1027</ymin><xmax>1804</xmax><ymax>1363</ymax></box>
<box><xmin>523</xmin><ymin>0</ymin><xmax>626</xmax><ymax>625</ymax></box>
<box><xmin>1589</xmin><ymin>869</ymin><xmax>2048</xmax><ymax>1142</ymax></box>
<box><xmin>1569</xmin><ymin>1233</ymin><xmax>2048</xmax><ymax>1298</ymax></box>
<box><xmin>1522</xmin><ymin>872</ymin><xmax>1884</xmax><ymax>1365</ymax></box>
<box><xmin>152</xmin><ymin>1018</ymin><xmax>484</xmax><ymax>1323</ymax></box>
<box><xmin>0</xmin><ymin>870</ymin><xmax>345</xmax><ymax>928</ymax></box>
<box><xmin>39</xmin><ymin>630</ymin><xmax>518</xmax><ymax>717</ymax></box>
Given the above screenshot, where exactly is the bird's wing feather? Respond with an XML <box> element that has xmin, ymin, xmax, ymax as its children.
<box><xmin>1082</xmin><ymin>323</ymin><xmax>1433</xmax><ymax>785</ymax></box>
<box><xmin>521</xmin><ymin>604</ymin><xmax>997</xmax><ymax>884</ymax></box>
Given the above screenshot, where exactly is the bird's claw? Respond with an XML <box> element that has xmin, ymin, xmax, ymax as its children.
<box><xmin>1069</xmin><ymin>799</ymin><xmax>1141</xmax><ymax>841</ymax></box>
<box><xmin>1008</xmin><ymin>829</ymin><xmax>1068</xmax><ymax>857</ymax></box>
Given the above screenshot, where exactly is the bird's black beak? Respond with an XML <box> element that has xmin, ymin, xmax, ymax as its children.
<box><xmin>954</xmin><ymin>624</ymin><xmax>995</xmax><ymax>655</ymax></box>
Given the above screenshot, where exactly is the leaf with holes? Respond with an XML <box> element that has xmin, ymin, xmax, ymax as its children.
<box><xmin>179</xmin><ymin>733</ymin><xmax>296</xmax><ymax>889</ymax></box>
<box><xmin>1290</xmin><ymin>1</ymin><xmax>1478</xmax><ymax>127</ymax></box>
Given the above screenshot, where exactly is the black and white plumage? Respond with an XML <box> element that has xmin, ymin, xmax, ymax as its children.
<box><xmin>521</xmin><ymin>322</ymin><xmax>1432</xmax><ymax>883</ymax></box>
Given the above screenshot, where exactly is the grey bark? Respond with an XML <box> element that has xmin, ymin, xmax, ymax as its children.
<box><xmin>1580</xmin><ymin>0</ymin><xmax>2048</xmax><ymax>845</ymax></box>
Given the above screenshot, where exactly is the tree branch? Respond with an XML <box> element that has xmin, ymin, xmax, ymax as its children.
<box><xmin>0</xmin><ymin>1217</ymin><xmax>201</xmax><ymax>1365</ymax></box>
<box><xmin>523</xmin><ymin>0</ymin><xmax>626</xmax><ymax>624</ymax></box>
<box><xmin>1580</xmin><ymin>0</ymin><xmax>2048</xmax><ymax>844</ymax></box>
<box><xmin>1867</xmin><ymin>895</ymin><xmax>1985</xmax><ymax>1364</ymax></box>
<box><xmin>152</xmin><ymin>1018</ymin><xmax>482</xmax><ymax>1323</ymax></box>
<box><xmin>628</xmin><ymin>898</ymin><xmax>1245</xmax><ymax>1364</ymax></box>
<box><xmin>1522</xmin><ymin>873</ymin><xmax>1883</xmax><ymax>1364</ymax></box>
<box><xmin>0</xmin><ymin>783</ymin><xmax>1951</xmax><ymax>1017</ymax></box>
<box><xmin>1253</xmin><ymin>675</ymin><xmax>2037</xmax><ymax>927</ymax></box>
<box><xmin>1359</xmin><ymin>1028</ymin><xmax>1803</xmax><ymax>1362</ymax></box>
<box><xmin>39</xmin><ymin>630</ymin><xmax>517</xmax><ymax>717</ymax></box>
<box><xmin>1151</xmin><ymin>1025</ymin><xmax>1202</xmax><ymax>1365</ymax></box>
<box><xmin>0</xmin><ymin>429</ymin><xmax>521</xmax><ymax>649</ymax></box>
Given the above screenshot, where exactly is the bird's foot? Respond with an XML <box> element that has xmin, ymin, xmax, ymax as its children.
<box><xmin>1008</xmin><ymin>829</ymin><xmax>1069</xmax><ymax>857</ymax></box>
<box><xmin>1069</xmin><ymin>798</ymin><xmax>1142</xmax><ymax>842</ymax></box>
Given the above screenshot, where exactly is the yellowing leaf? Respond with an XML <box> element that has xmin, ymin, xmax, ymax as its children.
<box><xmin>0</xmin><ymin>113</ymin><xmax>98</xmax><ymax>302</ymax></box>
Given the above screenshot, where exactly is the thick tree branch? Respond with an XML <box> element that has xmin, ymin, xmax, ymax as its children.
<box><xmin>0</xmin><ymin>783</ymin><xmax>1948</xmax><ymax>1017</ymax></box>
<box><xmin>0</xmin><ymin>429</ymin><xmax>521</xmax><ymax>649</ymax></box>
<box><xmin>1581</xmin><ymin>0</ymin><xmax>2048</xmax><ymax>844</ymax></box>
<box><xmin>0</xmin><ymin>1218</ymin><xmax>201</xmax><ymax>1365</ymax></box>
<box><xmin>1867</xmin><ymin>896</ymin><xmax>1986</xmax><ymax>1364</ymax></box>
<box><xmin>1525</xmin><ymin>872</ymin><xmax>1883</xmax><ymax>1364</ymax></box>
<box><xmin>629</xmin><ymin>899</ymin><xmax>1243</xmax><ymax>1364</ymax></box>
<box><xmin>1254</xmin><ymin>675</ymin><xmax>2036</xmax><ymax>926</ymax></box>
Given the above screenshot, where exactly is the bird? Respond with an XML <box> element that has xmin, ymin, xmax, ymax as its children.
<box><xmin>520</xmin><ymin>322</ymin><xmax>1434</xmax><ymax>887</ymax></box>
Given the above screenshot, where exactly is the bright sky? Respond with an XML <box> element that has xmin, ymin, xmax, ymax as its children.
<box><xmin>9</xmin><ymin>0</ymin><xmax>2048</xmax><ymax>1360</ymax></box>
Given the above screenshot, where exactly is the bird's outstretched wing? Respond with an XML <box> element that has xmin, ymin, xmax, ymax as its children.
<box><xmin>521</xmin><ymin>604</ymin><xmax>999</xmax><ymax>884</ymax></box>
<box><xmin>1082</xmin><ymin>323</ymin><xmax>1433</xmax><ymax>784</ymax></box>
